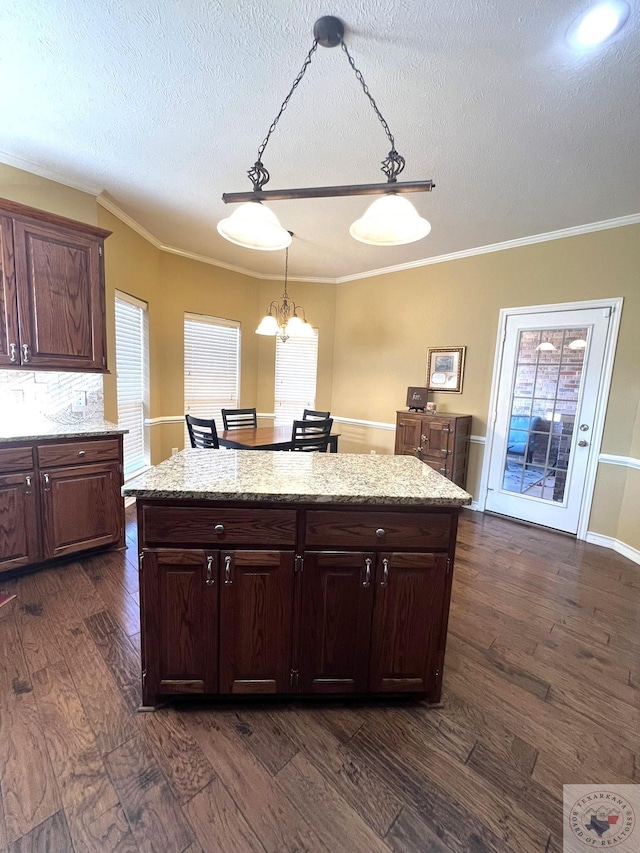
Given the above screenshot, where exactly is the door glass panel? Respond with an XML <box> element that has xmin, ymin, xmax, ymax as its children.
<box><xmin>502</xmin><ymin>327</ymin><xmax>587</xmax><ymax>501</ymax></box>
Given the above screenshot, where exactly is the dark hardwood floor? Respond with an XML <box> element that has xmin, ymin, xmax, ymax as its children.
<box><xmin>0</xmin><ymin>508</ymin><xmax>638</xmax><ymax>852</ymax></box>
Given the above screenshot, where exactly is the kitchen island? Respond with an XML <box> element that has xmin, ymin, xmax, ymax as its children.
<box><xmin>123</xmin><ymin>449</ymin><xmax>471</xmax><ymax>708</ymax></box>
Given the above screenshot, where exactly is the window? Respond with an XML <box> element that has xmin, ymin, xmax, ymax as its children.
<box><xmin>184</xmin><ymin>313</ymin><xmax>240</xmax><ymax>438</ymax></box>
<box><xmin>274</xmin><ymin>331</ymin><xmax>318</xmax><ymax>424</ymax></box>
<box><xmin>115</xmin><ymin>292</ymin><xmax>149</xmax><ymax>479</ymax></box>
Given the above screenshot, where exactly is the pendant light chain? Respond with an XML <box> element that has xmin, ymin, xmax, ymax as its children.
<box><xmin>249</xmin><ymin>28</ymin><xmax>406</xmax><ymax>191</ymax></box>
<box><xmin>282</xmin><ymin>245</ymin><xmax>290</xmax><ymax>300</ymax></box>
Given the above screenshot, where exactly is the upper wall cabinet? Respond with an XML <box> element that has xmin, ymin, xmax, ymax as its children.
<box><xmin>0</xmin><ymin>197</ymin><xmax>111</xmax><ymax>372</ymax></box>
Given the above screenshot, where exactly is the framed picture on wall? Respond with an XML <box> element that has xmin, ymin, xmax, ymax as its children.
<box><xmin>427</xmin><ymin>346</ymin><xmax>466</xmax><ymax>393</ymax></box>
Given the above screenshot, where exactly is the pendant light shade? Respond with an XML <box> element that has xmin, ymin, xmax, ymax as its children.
<box><xmin>349</xmin><ymin>194</ymin><xmax>431</xmax><ymax>246</ymax></box>
<box><xmin>256</xmin><ymin>313</ymin><xmax>280</xmax><ymax>335</ymax></box>
<box><xmin>217</xmin><ymin>202</ymin><xmax>292</xmax><ymax>251</ymax></box>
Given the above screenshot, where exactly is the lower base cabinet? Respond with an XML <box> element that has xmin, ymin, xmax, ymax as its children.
<box><xmin>138</xmin><ymin>500</ymin><xmax>459</xmax><ymax>708</ymax></box>
<box><xmin>0</xmin><ymin>436</ymin><xmax>125</xmax><ymax>574</ymax></box>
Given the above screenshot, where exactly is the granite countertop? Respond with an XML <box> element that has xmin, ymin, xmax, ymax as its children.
<box><xmin>0</xmin><ymin>417</ymin><xmax>127</xmax><ymax>443</ymax></box>
<box><xmin>123</xmin><ymin>449</ymin><xmax>472</xmax><ymax>506</ymax></box>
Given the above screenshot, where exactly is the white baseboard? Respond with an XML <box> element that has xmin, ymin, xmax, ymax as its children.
<box><xmin>585</xmin><ymin>531</ymin><xmax>640</xmax><ymax>566</ymax></box>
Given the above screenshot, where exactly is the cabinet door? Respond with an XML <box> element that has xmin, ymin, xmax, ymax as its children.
<box><xmin>395</xmin><ymin>414</ymin><xmax>422</xmax><ymax>457</ymax></box>
<box><xmin>40</xmin><ymin>462</ymin><xmax>122</xmax><ymax>559</ymax></box>
<box><xmin>0</xmin><ymin>471</ymin><xmax>40</xmax><ymax>572</ymax></box>
<box><xmin>13</xmin><ymin>219</ymin><xmax>106</xmax><ymax>370</ymax></box>
<box><xmin>420</xmin><ymin>418</ymin><xmax>453</xmax><ymax>478</ymax></box>
<box><xmin>219</xmin><ymin>550</ymin><xmax>294</xmax><ymax>694</ymax></box>
<box><xmin>0</xmin><ymin>216</ymin><xmax>20</xmax><ymax>367</ymax></box>
<box><xmin>299</xmin><ymin>552</ymin><xmax>374</xmax><ymax>693</ymax></box>
<box><xmin>369</xmin><ymin>552</ymin><xmax>448</xmax><ymax>695</ymax></box>
<box><xmin>141</xmin><ymin>549</ymin><xmax>218</xmax><ymax>705</ymax></box>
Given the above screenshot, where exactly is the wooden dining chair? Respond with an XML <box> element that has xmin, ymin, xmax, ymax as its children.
<box><xmin>290</xmin><ymin>418</ymin><xmax>333</xmax><ymax>452</ymax></box>
<box><xmin>221</xmin><ymin>408</ymin><xmax>258</xmax><ymax>429</ymax></box>
<box><xmin>302</xmin><ymin>408</ymin><xmax>330</xmax><ymax>420</ymax></box>
<box><xmin>185</xmin><ymin>415</ymin><xmax>220</xmax><ymax>449</ymax></box>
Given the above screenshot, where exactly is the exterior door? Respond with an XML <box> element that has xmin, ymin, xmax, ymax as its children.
<box><xmin>485</xmin><ymin>307</ymin><xmax>610</xmax><ymax>533</ymax></box>
<box><xmin>369</xmin><ymin>552</ymin><xmax>448</xmax><ymax>694</ymax></box>
<box><xmin>219</xmin><ymin>550</ymin><xmax>294</xmax><ymax>694</ymax></box>
<box><xmin>299</xmin><ymin>551</ymin><xmax>374</xmax><ymax>693</ymax></box>
<box><xmin>141</xmin><ymin>549</ymin><xmax>218</xmax><ymax>702</ymax></box>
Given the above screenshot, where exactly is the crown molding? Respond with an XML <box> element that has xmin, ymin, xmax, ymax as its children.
<box><xmin>0</xmin><ymin>151</ymin><xmax>102</xmax><ymax>196</ymax></box>
<box><xmin>335</xmin><ymin>213</ymin><xmax>640</xmax><ymax>283</ymax></box>
<box><xmin>97</xmin><ymin>195</ymin><xmax>162</xmax><ymax>247</ymax></box>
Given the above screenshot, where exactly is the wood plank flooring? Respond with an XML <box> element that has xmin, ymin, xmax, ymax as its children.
<box><xmin>0</xmin><ymin>508</ymin><xmax>638</xmax><ymax>853</ymax></box>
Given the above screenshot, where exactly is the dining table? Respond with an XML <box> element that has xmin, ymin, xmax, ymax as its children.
<box><xmin>218</xmin><ymin>424</ymin><xmax>339</xmax><ymax>453</ymax></box>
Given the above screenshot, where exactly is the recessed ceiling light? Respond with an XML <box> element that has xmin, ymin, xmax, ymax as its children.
<box><xmin>568</xmin><ymin>2</ymin><xmax>631</xmax><ymax>47</ymax></box>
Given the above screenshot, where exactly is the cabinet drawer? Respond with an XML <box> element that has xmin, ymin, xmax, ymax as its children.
<box><xmin>37</xmin><ymin>438</ymin><xmax>120</xmax><ymax>468</ymax></box>
<box><xmin>305</xmin><ymin>509</ymin><xmax>452</xmax><ymax>550</ymax></box>
<box><xmin>0</xmin><ymin>446</ymin><xmax>34</xmax><ymax>473</ymax></box>
<box><xmin>142</xmin><ymin>506</ymin><xmax>297</xmax><ymax>547</ymax></box>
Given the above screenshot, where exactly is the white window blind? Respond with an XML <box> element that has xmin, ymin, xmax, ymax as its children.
<box><xmin>184</xmin><ymin>313</ymin><xmax>240</xmax><ymax>438</ymax></box>
<box><xmin>115</xmin><ymin>292</ymin><xmax>149</xmax><ymax>479</ymax></box>
<box><xmin>274</xmin><ymin>331</ymin><xmax>318</xmax><ymax>425</ymax></box>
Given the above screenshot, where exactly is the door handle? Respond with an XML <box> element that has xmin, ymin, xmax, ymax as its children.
<box><xmin>578</xmin><ymin>439</ymin><xmax>588</xmax><ymax>447</ymax></box>
<box><xmin>579</xmin><ymin>424</ymin><xmax>590</xmax><ymax>431</ymax></box>
<box><xmin>381</xmin><ymin>558</ymin><xmax>389</xmax><ymax>587</ymax></box>
<box><xmin>363</xmin><ymin>557</ymin><xmax>371</xmax><ymax>587</ymax></box>
<box><xmin>223</xmin><ymin>555</ymin><xmax>232</xmax><ymax>585</ymax></box>
<box><xmin>205</xmin><ymin>555</ymin><xmax>215</xmax><ymax>586</ymax></box>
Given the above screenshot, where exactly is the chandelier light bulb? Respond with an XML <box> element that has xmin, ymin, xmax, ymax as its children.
<box><xmin>256</xmin><ymin>313</ymin><xmax>279</xmax><ymax>335</ymax></box>
<box><xmin>217</xmin><ymin>202</ymin><xmax>292</xmax><ymax>251</ymax></box>
<box><xmin>349</xmin><ymin>194</ymin><xmax>432</xmax><ymax>246</ymax></box>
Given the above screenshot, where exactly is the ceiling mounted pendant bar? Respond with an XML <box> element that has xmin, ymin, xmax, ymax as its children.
<box><xmin>217</xmin><ymin>15</ymin><xmax>434</xmax><ymax>250</ymax></box>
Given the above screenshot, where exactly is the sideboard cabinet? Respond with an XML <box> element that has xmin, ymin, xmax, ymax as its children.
<box><xmin>395</xmin><ymin>411</ymin><xmax>472</xmax><ymax>489</ymax></box>
<box><xmin>0</xmin><ymin>197</ymin><xmax>111</xmax><ymax>372</ymax></box>
<box><xmin>0</xmin><ymin>435</ymin><xmax>125</xmax><ymax>574</ymax></box>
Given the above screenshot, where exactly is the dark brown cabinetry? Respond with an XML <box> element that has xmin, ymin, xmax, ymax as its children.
<box><xmin>395</xmin><ymin>411</ymin><xmax>472</xmax><ymax>488</ymax></box>
<box><xmin>0</xmin><ymin>435</ymin><xmax>125</xmax><ymax>574</ymax></box>
<box><xmin>0</xmin><ymin>197</ymin><xmax>111</xmax><ymax>372</ymax></box>
<box><xmin>137</xmin><ymin>499</ymin><xmax>460</xmax><ymax>708</ymax></box>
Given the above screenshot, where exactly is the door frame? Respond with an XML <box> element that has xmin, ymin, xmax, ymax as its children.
<box><xmin>477</xmin><ymin>297</ymin><xmax>623</xmax><ymax>540</ymax></box>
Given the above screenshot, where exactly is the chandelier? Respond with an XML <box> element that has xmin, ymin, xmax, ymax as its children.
<box><xmin>255</xmin><ymin>242</ymin><xmax>314</xmax><ymax>342</ymax></box>
<box><xmin>218</xmin><ymin>16</ymin><xmax>434</xmax><ymax>251</ymax></box>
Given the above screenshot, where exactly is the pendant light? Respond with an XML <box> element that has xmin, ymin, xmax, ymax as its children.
<box><xmin>256</xmin><ymin>239</ymin><xmax>314</xmax><ymax>342</ymax></box>
<box><xmin>219</xmin><ymin>16</ymin><xmax>434</xmax><ymax>251</ymax></box>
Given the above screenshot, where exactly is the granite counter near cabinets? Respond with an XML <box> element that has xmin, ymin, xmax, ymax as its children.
<box><xmin>0</xmin><ymin>417</ymin><xmax>126</xmax><ymax>443</ymax></box>
<box><xmin>123</xmin><ymin>448</ymin><xmax>472</xmax><ymax>506</ymax></box>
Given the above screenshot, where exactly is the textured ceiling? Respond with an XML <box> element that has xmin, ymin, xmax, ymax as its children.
<box><xmin>0</xmin><ymin>0</ymin><xmax>639</xmax><ymax>279</ymax></box>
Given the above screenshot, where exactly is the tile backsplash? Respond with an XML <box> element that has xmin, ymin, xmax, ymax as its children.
<box><xmin>0</xmin><ymin>370</ymin><xmax>104</xmax><ymax>425</ymax></box>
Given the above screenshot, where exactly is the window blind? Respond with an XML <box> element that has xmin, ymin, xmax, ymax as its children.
<box><xmin>115</xmin><ymin>292</ymin><xmax>149</xmax><ymax>479</ymax></box>
<box><xmin>274</xmin><ymin>331</ymin><xmax>318</xmax><ymax>425</ymax></box>
<box><xmin>184</xmin><ymin>313</ymin><xmax>240</xmax><ymax>438</ymax></box>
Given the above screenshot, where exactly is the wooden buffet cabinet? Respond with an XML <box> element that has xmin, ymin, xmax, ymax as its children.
<box><xmin>395</xmin><ymin>411</ymin><xmax>472</xmax><ymax>489</ymax></box>
<box><xmin>127</xmin><ymin>450</ymin><xmax>471</xmax><ymax>709</ymax></box>
<box><xmin>0</xmin><ymin>196</ymin><xmax>111</xmax><ymax>372</ymax></box>
<box><xmin>0</xmin><ymin>432</ymin><xmax>125</xmax><ymax>574</ymax></box>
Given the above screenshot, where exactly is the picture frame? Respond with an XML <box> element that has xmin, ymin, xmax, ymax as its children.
<box><xmin>426</xmin><ymin>346</ymin><xmax>466</xmax><ymax>393</ymax></box>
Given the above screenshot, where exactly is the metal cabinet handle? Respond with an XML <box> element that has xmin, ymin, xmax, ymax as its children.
<box><xmin>78</xmin><ymin>450</ymin><xmax>86</xmax><ymax>457</ymax></box>
<box><xmin>25</xmin><ymin>475</ymin><xmax>32</xmax><ymax>488</ymax></box>
<box><xmin>363</xmin><ymin>557</ymin><xmax>371</xmax><ymax>587</ymax></box>
<box><xmin>413</xmin><ymin>447</ymin><xmax>422</xmax><ymax>454</ymax></box>
<box><xmin>223</xmin><ymin>555</ymin><xmax>232</xmax><ymax>585</ymax></box>
<box><xmin>439</xmin><ymin>467</ymin><xmax>448</xmax><ymax>475</ymax></box>
<box><xmin>375</xmin><ymin>528</ymin><xmax>385</xmax><ymax>538</ymax></box>
<box><xmin>421</xmin><ymin>434</ymin><xmax>428</xmax><ymax>443</ymax></box>
<box><xmin>381</xmin><ymin>558</ymin><xmax>389</xmax><ymax>587</ymax></box>
<box><xmin>22</xmin><ymin>343</ymin><xmax>30</xmax><ymax>363</ymax></box>
<box><xmin>205</xmin><ymin>555</ymin><xmax>215</xmax><ymax>586</ymax></box>
<box><xmin>214</xmin><ymin>523</ymin><xmax>225</xmax><ymax>534</ymax></box>
<box><xmin>43</xmin><ymin>472</ymin><xmax>51</xmax><ymax>491</ymax></box>
<box><xmin>9</xmin><ymin>343</ymin><xmax>17</xmax><ymax>362</ymax></box>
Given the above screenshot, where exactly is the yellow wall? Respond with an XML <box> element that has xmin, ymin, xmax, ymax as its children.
<box><xmin>331</xmin><ymin>225</ymin><xmax>640</xmax><ymax>547</ymax></box>
<box><xmin>0</xmin><ymin>163</ymin><xmax>97</xmax><ymax>224</ymax></box>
